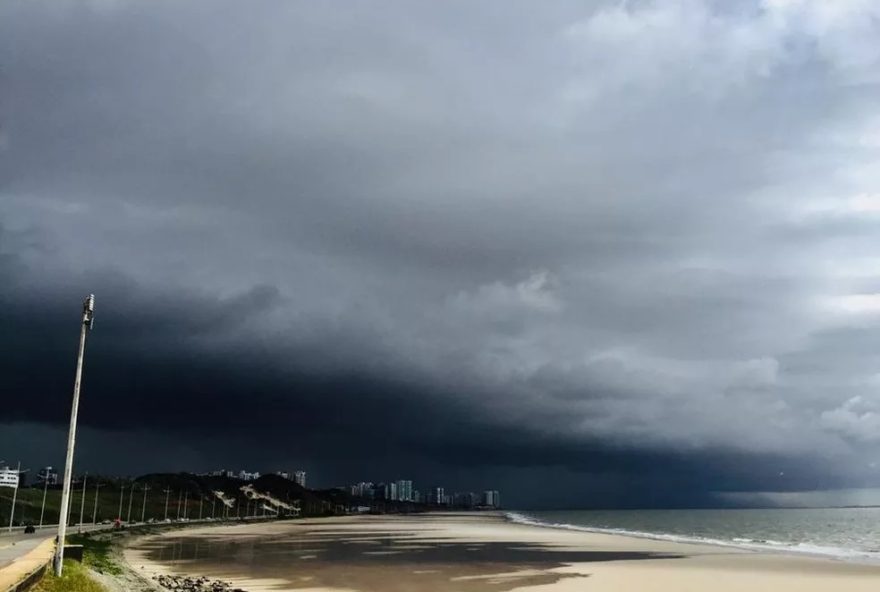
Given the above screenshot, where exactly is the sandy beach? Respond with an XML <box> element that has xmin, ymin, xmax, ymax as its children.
<box><xmin>122</xmin><ymin>512</ymin><xmax>880</xmax><ymax>591</ymax></box>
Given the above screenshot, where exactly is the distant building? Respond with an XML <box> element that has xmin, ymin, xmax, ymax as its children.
<box><xmin>294</xmin><ymin>470</ymin><xmax>307</xmax><ymax>487</ymax></box>
<box><xmin>238</xmin><ymin>470</ymin><xmax>260</xmax><ymax>481</ymax></box>
<box><xmin>432</xmin><ymin>487</ymin><xmax>445</xmax><ymax>505</ymax></box>
<box><xmin>396</xmin><ymin>480</ymin><xmax>413</xmax><ymax>502</ymax></box>
<box><xmin>384</xmin><ymin>482</ymin><xmax>398</xmax><ymax>501</ymax></box>
<box><xmin>413</xmin><ymin>490</ymin><xmax>422</xmax><ymax>504</ymax></box>
<box><xmin>37</xmin><ymin>466</ymin><xmax>58</xmax><ymax>485</ymax></box>
<box><xmin>454</xmin><ymin>491</ymin><xmax>478</xmax><ymax>508</ymax></box>
<box><xmin>482</xmin><ymin>490</ymin><xmax>501</xmax><ymax>508</ymax></box>
<box><xmin>350</xmin><ymin>481</ymin><xmax>374</xmax><ymax>498</ymax></box>
<box><xmin>275</xmin><ymin>471</ymin><xmax>290</xmax><ymax>480</ymax></box>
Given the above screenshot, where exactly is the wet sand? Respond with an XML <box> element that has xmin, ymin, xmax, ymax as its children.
<box><xmin>124</xmin><ymin>512</ymin><xmax>880</xmax><ymax>591</ymax></box>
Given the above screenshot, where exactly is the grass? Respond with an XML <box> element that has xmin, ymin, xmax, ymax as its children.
<box><xmin>31</xmin><ymin>532</ymin><xmax>124</xmax><ymax>591</ymax></box>
<box><xmin>31</xmin><ymin>560</ymin><xmax>107</xmax><ymax>592</ymax></box>
<box><xmin>0</xmin><ymin>476</ymin><xmax>241</xmax><ymax>526</ymax></box>
<box><xmin>67</xmin><ymin>533</ymin><xmax>123</xmax><ymax>576</ymax></box>
<box><xmin>0</xmin><ymin>481</ymin><xmax>219</xmax><ymax>527</ymax></box>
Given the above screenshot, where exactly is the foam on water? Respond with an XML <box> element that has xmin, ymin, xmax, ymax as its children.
<box><xmin>505</xmin><ymin>510</ymin><xmax>880</xmax><ymax>564</ymax></box>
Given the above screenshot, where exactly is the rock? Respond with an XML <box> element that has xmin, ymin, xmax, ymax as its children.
<box><xmin>152</xmin><ymin>573</ymin><xmax>244</xmax><ymax>592</ymax></box>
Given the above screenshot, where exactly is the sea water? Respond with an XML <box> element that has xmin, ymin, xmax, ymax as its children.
<box><xmin>508</xmin><ymin>508</ymin><xmax>880</xmax><ymax>563</ymax></box>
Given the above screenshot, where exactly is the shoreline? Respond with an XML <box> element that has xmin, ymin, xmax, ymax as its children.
<box><xmin>504</xmin><ymin>510</ymin><xmax>880</xmax><ymax>565</ymax></box>
<box><xmin>118</xmin><ymin>512</ymin><xmax>880</xmax><ymax>592</ymax></box>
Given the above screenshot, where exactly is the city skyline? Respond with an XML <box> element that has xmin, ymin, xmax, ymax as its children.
<box><xmin>1</xmin><ymin>462</ymin><xmax>504</xmax><ymax>509</ymax></box>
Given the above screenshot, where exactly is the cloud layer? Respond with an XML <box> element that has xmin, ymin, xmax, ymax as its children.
<box><xmin>2</xmin><ymin>0</ymin><xmax>880</xmax><ymax>506</ymax></box>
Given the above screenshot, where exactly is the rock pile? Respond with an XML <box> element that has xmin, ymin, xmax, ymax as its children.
<box><xmin>152</xmin><ymin>574</ymin><xmax>246</xmax><ymax>592</ymax></box>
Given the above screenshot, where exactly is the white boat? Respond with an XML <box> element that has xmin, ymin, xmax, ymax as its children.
<box><xmin>0</xmin><ymin>467</ymin><xmax>19</xmax><ymax>488</ymax></box>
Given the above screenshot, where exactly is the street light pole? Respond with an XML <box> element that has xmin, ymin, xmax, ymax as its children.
<box><xmin>39</xmin><ymin>473</ymin><xmax>49</xmax><ymax>528</ymax></box>
<box><xmin>163</xmin><ymin>487</ymin><xmax>171</xmax><ymax>521</ymax></box>
<box><xmin>78</xmin><ymin>473</ymin><xmax>87</xmax><ymax>533</ymax></box>
<box><xmin>7</xmin><ymin>461</ymin><xmax>20</xmax><ymax>533</ymax></box>
<box><xmin>141</xmin><ymin>484</ymin><xmax>151</xmax><ymax>522</ymax></box>
<box><xmin>117</xmin><ymin>481</ymin><xmax>125</xmax><ymax>521</ymax></box>
<box><xmin>53</xmin><ymin>295</ymin><xmax>94</xmax><ymax>577</ymax></box>
<box><xmin>127</xmin><ymin>483</ymin><xmax>135</xmax><ymax>523</ymax></box>
<box><xmin>92</xmin><ymin>482</ymin><xmax>104</xmax><ymax>524</ymax></box>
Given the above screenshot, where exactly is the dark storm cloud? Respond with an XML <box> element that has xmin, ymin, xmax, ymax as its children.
<box><xmin>3</xmin><ymin>0</ymin><xmax>880</xmax><ymax>506</ymax></box>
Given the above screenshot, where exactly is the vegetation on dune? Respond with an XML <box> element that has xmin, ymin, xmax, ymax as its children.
<box><xmin>1</xmin><ymin>471</ymin><xmax>423</xmax><ymax>530</ymax></box>
<box><xmin>0</xmin><ymin>476</ymin><xmax>169</xmax><ymax>527</ymax></box>
<box><xmin>32</xmin><ymin>560</ymin><xmax>106</xmax><ymax>592</ymax></box>
<box><xmin>0</xmin><ymin>473</ymin><xmax>305</xmax><ymax>527</ymax></box>
<box><xmin>67</xmin><ymin>533</ymin><xmax>123</xmax><ymax>576</ymax></box>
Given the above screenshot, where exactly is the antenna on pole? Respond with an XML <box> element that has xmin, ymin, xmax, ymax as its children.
<box><xmin>53</xmin><ymin>295</ymin><xmax>95</xmax><ymax>576</ymax></box>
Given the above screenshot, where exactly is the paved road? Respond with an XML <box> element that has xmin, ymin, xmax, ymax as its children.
<box><xmin>0</xmin><ymin>514</ymin><xmax>279</xmax><ymax>588</ymax></box>
<box><xmin>0</xmin><ymin>524</ymin><xmax>109</xmax><ymax>571</ymax></box>
<box><xmin>0</xmin><ymin>535</ymin><xmax>49</xmax><ymax>572</ymax></box>
<box><xmin>0</xmin><ymin>516</ymin><xmax>268</xmax><ymax>572</ymax></box>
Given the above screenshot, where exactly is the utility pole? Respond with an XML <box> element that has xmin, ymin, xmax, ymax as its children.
<box><xmin>199</xmin><ymin>495</ymin><xmax>203</xmax><ymax>520</ymax></box>
<box><xmin>141</xmin><ymin>484</ymin><xmax>151</xmax><ymax>522</ymax></box>
<box><xmin>54</xmin><ymin>294</ymin><xmax>95</xmax><ymax>577</ymax></box>
<box><xmin>117</xmin><ymin>481</ymin><xmax>125</xmax><ymax>521</ymax></box>
<box><xmin>183</xmin><ymin>490</ymin><xmax>188</xmax><ymax>520</ymax></box>
<box><xmin>163</xmin><ymin>487</ymin><xmax>171</xmax><ymax>521</ymax></box>
<box><xmin>127</xmin><ymin>483</ymin><xmax>135</xmax><ymax>523</ymax></box>
<box><xmin>39</xmin><ymin>472</ymin><xmax>49</xmax><ymax>528</ymax></box>
<box><xmin>92</xmin><ymin>482</ymin><xmax>104</xmax><ymax>524</ymax></box>
<box><xmin>176</xmin><ymin>491</ymin><xmax>182</xmax><ymax>520</ymax></box>
<box><xmin>212</xmin><ymin>496</ymin><xmax>216</xmax><ymax>519</ymax></box>
<box><xmin>78</xmin><ymin>473</ymin><xmax>87</xmax><ymax>533</ymax></box>
<box><xmin>7</xmin><ymin>461</ymin><xmax>21</xmax><ymax>533</ymax></box>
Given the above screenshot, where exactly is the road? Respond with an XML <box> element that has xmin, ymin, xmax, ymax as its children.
<box><xmin>0</xmin><ymin>515</ymin><xmax>270</xmax><ymax>574</ymax></box>
<box><xmin>0</xmin><ymin>523</ymin><xmax>109</xmax><ymax>571</ymax></box>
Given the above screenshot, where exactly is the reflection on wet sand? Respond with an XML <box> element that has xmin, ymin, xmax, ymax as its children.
<box><xmin>138</xmin><ymin>519</ymin><xmax>682</xmax><ymax>592</ymax></box>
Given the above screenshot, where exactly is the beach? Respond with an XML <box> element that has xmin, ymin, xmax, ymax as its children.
<box><xmin>123</xmin><ymin>512</ymin><xmax>880</xmax><ymax>591</ymax></box>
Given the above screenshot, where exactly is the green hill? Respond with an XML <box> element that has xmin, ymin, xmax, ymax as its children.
<box><xmin>0</xmin><ymin>472</ymin><xmax>423</xmax><ymax>528</ymax></box>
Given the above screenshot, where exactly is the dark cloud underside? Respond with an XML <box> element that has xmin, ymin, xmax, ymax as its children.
<box><xmin>2</xmin><ymin>0</ymin><xmax>880</xmax><ymax>506</ymax></box>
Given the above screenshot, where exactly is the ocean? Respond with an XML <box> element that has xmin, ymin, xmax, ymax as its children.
<box><xmin>508</xmin><ymin>508</ymin><xmax>880</xmax><ymax>563</ymax></box>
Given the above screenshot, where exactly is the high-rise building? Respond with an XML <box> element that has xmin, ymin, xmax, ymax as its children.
<box><xmin>433</xmin><ymin>487</ymin><xmax>445</xmax><ymax>505</ymax></box>
<box><xmin>454</xmin><ymin>492</ymin><xmax>478</xmax><ymax>508</ymax></box>
<box><xmin>294</xmin><ymin>471</ymin><xmax>307</xmax><ymax>487</ymax></box>
<box><xmin>395</xmin><ymin>480</ymin><xmax>413</xmax><ymax>502</ymax></box>
<box><xmin>384</xmin><ymin>482</ymin><xmax>398</xmax><ymax>501</ymax></box>
<box><xmin>351</xmin><ymin>481</ymin><xmax>374</xmax><ymax>498</ymax></box>
<box><xmin>482</xmin><ymin>490</ymin><xmax>501</xmax><ymax>508</ymax></box>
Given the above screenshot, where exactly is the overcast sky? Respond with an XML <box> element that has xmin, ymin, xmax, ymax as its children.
<box><xmin>2</xmin><ymin>0</ymin><xmax>880</xmax><ymax>508</ymax></box>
